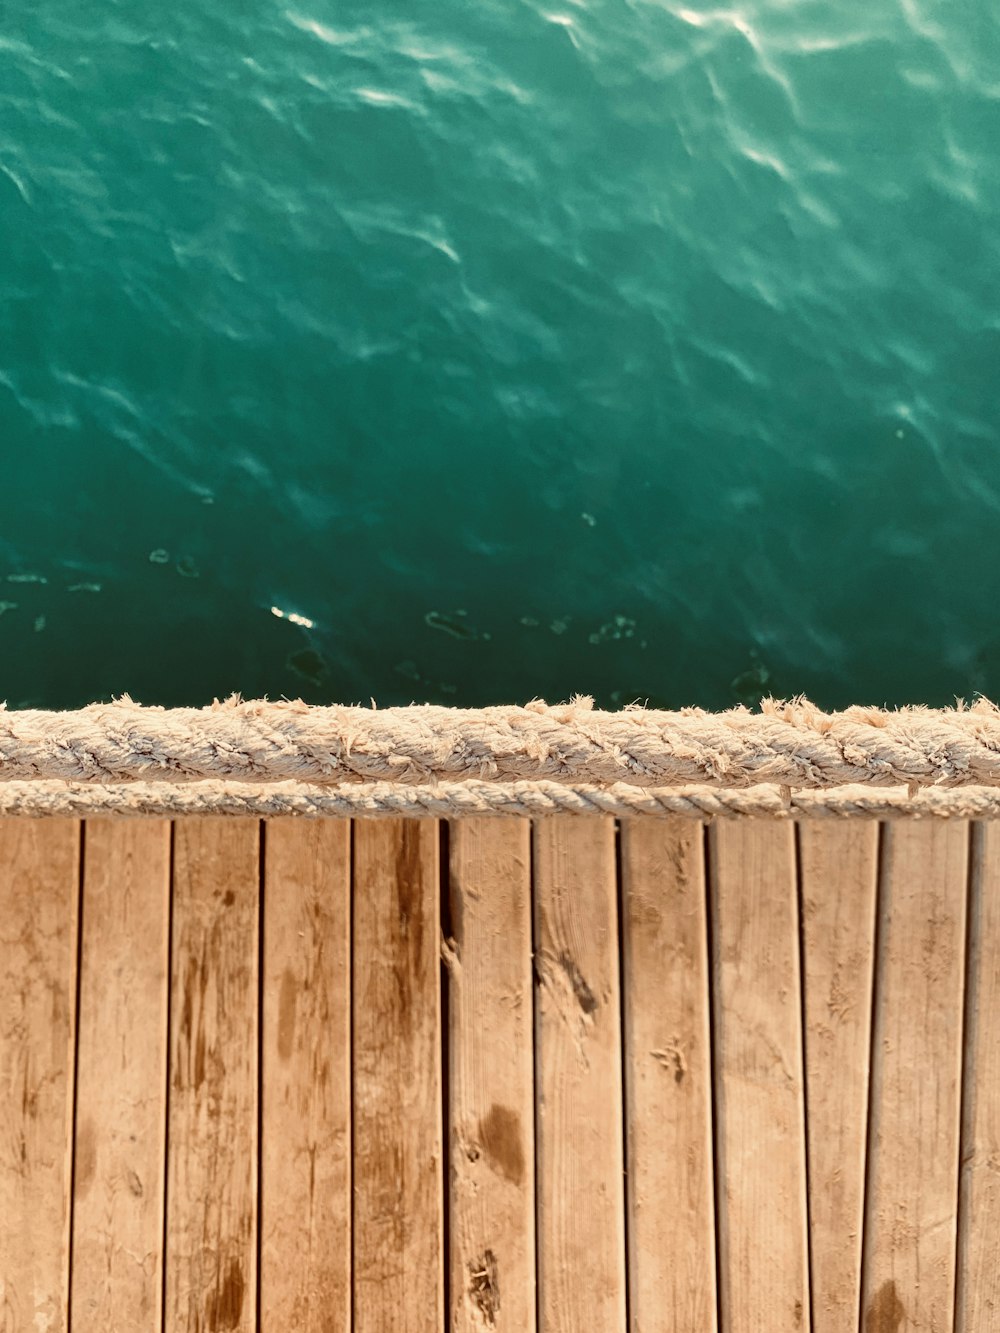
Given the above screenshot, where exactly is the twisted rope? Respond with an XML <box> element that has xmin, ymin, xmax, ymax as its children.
<box><xmin>3</xmin><ymin>696</ymin><xmax>1000</xmax><ymax>792</ymax></box>
<box><xmin>3</xmin><ymin>779</ymin><xmax>1000</xmax><ymax>820</ymax></box>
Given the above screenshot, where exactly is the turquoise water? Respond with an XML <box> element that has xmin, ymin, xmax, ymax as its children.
<box><xmin>1</xmin><ymin>0</ymin><xmax>998</xmax><ymax>711</ymax></box>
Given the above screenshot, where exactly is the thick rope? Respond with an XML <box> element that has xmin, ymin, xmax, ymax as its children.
<box><xmin>3</xmin><ymin>778</ymin><xmax>1000</xmax><ymax>819</ymax></box>
<box><xmin>3</xmin><ymin>696</ymin><xmax>1000</xmax><ymax>791</ymax></box>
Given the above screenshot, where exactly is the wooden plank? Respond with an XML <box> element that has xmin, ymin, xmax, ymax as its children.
<box><xmin>533</xmin><ymin>815</ymin><xmax>626</xmax><ymax>1333</ymax></box>
<box><xmin>799</xmin><ymin>822</ymin><xmax>879</xmax><ymax>1333</ymax></box>
<box><xmin>861</xmin><ymin>820</ymin><xmax>968</xmax><ymax>1333</ymax></box>
<box><xmin>353</xmin><ymin>818</ymin><xmax>443</xmax><ymax>1333</ymax></box>
<box><xmin>165</xmin><ymin>818</ymin><xmax>260</xmax><ymax>1333</ymax></box>
<box><xmin>0</xmin><ymin>820</ymin><xmax>80</xmax><ymax>1333</ymax></box>
<box><xmin>447</xmin><ymin>817</ymin><xmax>535</xmax><ymax>1332</ymax></box>
<box><xmin>70</xmin><ymin>821</ymin><xmax>172</xmax><ymax>1332</ymax></box>
<box><xmin>710</xmin><ymin>821</ymin><xmax>809</xmax><ymax>1333</ymax></box>
<box><xmin>957</xmin><ymin>822</ymin><xmax>1000</xmax><ymax>1332</ymax></box>
<box><xmin>620</xmin><ymin>818</ymin><xmax>716</xmax><ymax>1333</ymax></box>
<box><xmin>260</xmin><ymin>819</ymin><xmax>352</xmax><ymax>1332</ymax></box>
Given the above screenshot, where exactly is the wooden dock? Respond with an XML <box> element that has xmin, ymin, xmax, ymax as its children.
<box><xmin>1</xmin><ymin>813</ymin><xmax>998</xmax><ymax>1332</ymax></box>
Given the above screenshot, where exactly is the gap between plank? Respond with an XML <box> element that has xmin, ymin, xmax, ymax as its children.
<box><xmin>161</xmin><ymin>821</ymin><xmax>176</xmax><ymax>1333</ymax></box>
<box><xmin>856</xmin><ymin>821</ymin><xmax>888</xmax><ymax>1333</ymax></box>
<box><xmin>439</xmin><ymin>818</ymin><xmax>452</xmax><ymax>1333</ymax></box>
<box><xmin>530</xmin><ymin>821</ymin><xmax>543</xmax><ymax>1333</ymax></box>
<box><xmin>702</xmin><ymin>825</ymin><xmax>724</xmax><ymax>1333</ymax></box>
<box><xmin>614</xmin><ymin>820</ymin><xmax>633</xmax><ymax>1333</ymax></box>
<box><xmin>66</xmin><ymin>820</ymin><xmax>87</xmax><ymax>1333</ymax></box>
<box><xmin>255</xmin><ymin>820</ymin><xmax>267</xmax><ymax>1333</ymax></box>
<box><xmin>349</xmin><ymin>820</ymin><xmax>357</xmax><ymax>1333</ymax></box>
<box><xmin>794</xmin><ymin>823</ymin><xmax>816</xmax><ymax>1333</ymax></box>
<box><xmin>952</xmin><ymin>820</ymin><xmax>978</xmax><ymax>1333</ymax></box>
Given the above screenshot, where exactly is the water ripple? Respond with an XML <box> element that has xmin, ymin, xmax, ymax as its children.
<box><xmin>0</xmin><ymin>0</ymin><xmax>997</xmax><ymax>710</ymax></box>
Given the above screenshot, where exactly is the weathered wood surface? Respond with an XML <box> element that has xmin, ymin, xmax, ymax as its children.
<box><xmin>861</xmin><ymin>821</ymin><xmax>969</xmax><ymax>1333</ymax></box>
<box><xmin>0</xmin><ymin>812</ymin><xmax>994</xmax><ymax>1330</ymax></box>
<box><xmin>260</xmin><ymin>820</ymin><xmax>352</xmax><ymax>1332</ymax></box>
<box><xmin>447</xmin><ymin>817</ymin><xmax>535</xmax><ymax>1333</ymax></box>
<box><xmin>620</xmin><ymin>818</ymin><xmax>717</xmax><ymax>1333</ymax></box>
<box><xmin>71</xmin><ymin>821</ymin><xmax>171</xmax><ymax>1332</ymax></box>
<box><xmin>799</xmin><ymin>822</ymin><xmax>879</xmax><ymax>1333</ymax></box>
<box><xmin>710</xmin><ymin>821</ymin><xmax>810</xmax><ymax>1333</ymax></box>
<box><xmin>534</xmin><ymin>815</ymin><xmax>627</xmax><ymax>1333</ymax></box>
<box><xmin>958</xmin><ymin>823</ymin><xmax>1000</xmax><ymax>1333</ymax></box>
<box><xmin>165</xmin><ymin>818</ymin><xmax>260</xmax><ymax>1333</ymax></box>
<box><xmin>0</xmin><ymin>820</ymin><xmax>80</xmax><ymax>1333</ymax></box>
<box><xmin>352</xmin><ymin>819</ymin><xmax>443</xmax><ymax>1333</ymax></box>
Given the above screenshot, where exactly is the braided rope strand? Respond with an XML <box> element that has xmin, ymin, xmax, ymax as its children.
<box><xmin>2</xmin><ymin>696</ymin><xmax>1000</xmax><ymax>791</ymax></box>
<box><xmin>3</xmin><ymin>778</ymin><xmax>1000</xmax><ymax>820</ymax></box>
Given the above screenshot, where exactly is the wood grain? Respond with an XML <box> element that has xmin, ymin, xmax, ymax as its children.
<box><xmin>799</xmin><ymin>822</ymin><xmax>879</xmax><ymax>1333</ymax></box>
<box><xmin>620</xmin><ymin>818</ymin><xmax>717</xmax><ymax>1333</ymax></box>
<box><xmin>70</xmin><ymin>821</ymin><xmax>172</xmax><ymax>1332</ymax></box>
<box><xmin>353</xmin><ymin>818</ymin><xmax>443</xmax><ymax>1333</ymax></box>
<box><xmin>260</xmin><ymin>819</ymin><xmax>352</xmax><ymax>1332</ymax></box>
<box><xmin>710</xmin><ymin>821</ymin><xmax>810</xmax><ymax>1333</ymax></box>
<box><xmin>447</xmin><ymin>817</ymin><xmax>534</xmax><ymax>1333</ymax></box>
<box><xmin>957</xmin><ymin>822</ymin><xmax>1000</xmax><ymax>1332</ymax></box>
<box><xmin>0</xmin><ymin>819</ymin><xmax>80</xmax><ymax>1333</ymax></box>
<box><xmin>533</xmin><ymin>815</ymin><xmax>626</xmax><ymax>1333</ymax></box>
<box><xmin>861</xmin><ymin>820</ymin><xmax>969</xmax><ymax>1333</ymax></box>
<box><xmin>165</xmin><ymin>818</ymin><xmax>260</xmax><ymax>1333</ymax></box>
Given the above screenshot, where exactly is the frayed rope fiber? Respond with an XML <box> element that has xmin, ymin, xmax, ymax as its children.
<box><xmin>2</xmin><ymin>696</ymin><xmax>1000</xmax><ymax>817</ymax></box>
